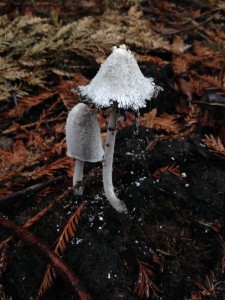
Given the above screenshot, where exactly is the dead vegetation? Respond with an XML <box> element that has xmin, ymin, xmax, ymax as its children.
<box><xmin>0</xmin><ymin>0</ymin><xmax>225</xmax><ymax>299</ymax></box>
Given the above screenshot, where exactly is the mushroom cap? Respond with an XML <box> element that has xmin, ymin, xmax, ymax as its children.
<box><xmin>66</xmin><ymin>103</ymin><xmax>104</xmax><ymax>162</ymax></box>
<box><xmin>78</xmin><ymin>44</ymin><xmax>161</xmax><ymax>111</ymax></box>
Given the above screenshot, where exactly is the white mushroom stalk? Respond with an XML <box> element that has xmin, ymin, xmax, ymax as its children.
<box><xmin>102</xmin><ymin>106</ymin><xmax>127</xmax><ymax>212</ymax></box>
<box><xmin>72</xmin><ymin>159</ymin><xmax>84</xmax><ymax>195</ymax></box>
<box><xmin>66</xmin><ymin>103</ymin><xmax>104</xmax><ymax>195</ymax></box>
<box><xmin>78</xmin><ymin>44</ymin><xmax>162</xmax><ymax>212</ymax></box>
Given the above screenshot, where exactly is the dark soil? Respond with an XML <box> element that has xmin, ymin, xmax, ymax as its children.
<box><xmin>1</xmin><ymin>125</ymin><xmax>225</xmax><ymax>300</ymax></box>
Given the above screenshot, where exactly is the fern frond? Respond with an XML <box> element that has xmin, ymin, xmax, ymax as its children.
<box><xmin>153</xmin><ymin>163</ymin><xmax>181</xmax><ymax>179</ymax></box>
<box><xmin>19</xmin><ymin>58</ymin><xmax>47</xmax><ymax>67</ymax></box>
<box><xmin>0</xmin><ymin>31</ymin><xmax>14</xmax><ymax>52</ymax></box>
<box><xmin>134</xmin><ymin>259</ymin><xmax>160</xmax><ymax>299</ymax></box>
<box><xmin>54</xmin><ymin>203</ymin><xmax>85</xmax><ymax>255</ymax></box>
<box><xmin>141</xmin><ymin>113</ymin><xmax>181</xmax><ymax>134</ymax></box>
<box><xmin>37</xmin><ymin>264</ymin><xmax>56</xmax><ymax>298</ymax></box>
<box><xmin>202</xmin><ymin>135</ymin><xmax>225</xmax><ymax>159</ymax></box>
<box><xmin>31</xmin><ymin>156</ymin><xmax>72</xmax><ymax>180</ymax></box>
<box><xmin>201</xmin><ymin>73</ymin><xmax>225</xmax><ymax>90</ymax></box>
<box><xmin>0</xmin><ymin>140</ymin><xmax>29</xmax><ymax>181</ymax></box>
<box><xmin>173</xmin><ymin>57</ymin><xmax>188</xmax><ymax>74</ymax></box>
<box><xmin>26</xmin><ymin>74</ymin><xmax>46</xmax><ymax>87</ymax></box>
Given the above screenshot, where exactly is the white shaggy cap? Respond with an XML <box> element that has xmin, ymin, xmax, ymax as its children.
<box><xmin>66</xmin><ymin>103</ymin><xmax>104</xmax><ymax>162</ymax></box>
<box><xmin>78</xmin><ymin>44</ymin><xmax>161</xmax><ymax>111</ymax></box>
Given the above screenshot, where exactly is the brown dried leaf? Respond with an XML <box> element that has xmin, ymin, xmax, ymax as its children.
<box><xmin>171</xmin><ymin>35</ymin><xmax>190</xmax><ymax>54</ymax></box>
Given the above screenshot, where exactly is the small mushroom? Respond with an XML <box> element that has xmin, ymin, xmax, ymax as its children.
<box><xmin>66</xmin><ymin>103</ymin><xmax>104</xmax><ymax>195</ymax></box>
<box><xmin>78</xmin><ymin>44</ymin><xmax>162</xmax><ymax>212</ymax></box>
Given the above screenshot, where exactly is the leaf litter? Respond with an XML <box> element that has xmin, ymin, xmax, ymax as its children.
<box><xmin>0</xmin><ymin>0</ymin><xmax>225</xmax><ymax>299</ymax></box>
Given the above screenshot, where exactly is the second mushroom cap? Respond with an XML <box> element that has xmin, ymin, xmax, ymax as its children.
<box><xmin>66</xmin><ymin>103</ymin><xmax>104</xmax><ymax>162</ymax></box>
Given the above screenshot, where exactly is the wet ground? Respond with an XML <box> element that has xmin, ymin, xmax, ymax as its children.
<box><xmin>1</xmin><ymin>125</ymin><xmax>225</xmax><ymax>300</ymax></box>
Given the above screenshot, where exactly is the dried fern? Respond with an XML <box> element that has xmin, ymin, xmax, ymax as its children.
<box><xmin>37</xmin><ymin>203</ymin><xmax>85</xmax><ymax>298</ymax></box>
<box><xmin>0</xmin><ymin>7</ymin><xmax>169</xmax><ymax>103</ymax></box>
<box><xmin>0</xmin><ymin>140</ymin><xmax>29</xmax><ymax>183</ymax></box>
<box><xmin>202</xmin><ymin>135</ymin><xmax>225</xmax><ymax>159</ymax></box>
<box><xmin>134</xmin><ymin>259</ymin><xmax>160</xmax><ymax>299</ymax></box>
<box><xmin>200</xmin><ymin>73</ymin><xmax>225</xmax><ymax>91</ymax></box>
<box><xmin>153</xmin><ymin>163</ymin><xmax>182</xmax><ymax>179</ymax></box>
<box><xmin>141</xmin><ymin>112</ymin><xmax>182</xmax><ymax>134</ymax></box>
<box><xmin>124</xmin><ymin>6</ymin><xmax>169</xmax><ymax>50</ymax></box>
<box><xmin>31</xmin><ymin>156</ymin><xmax>73</xmax><ymax>180</ymax></box>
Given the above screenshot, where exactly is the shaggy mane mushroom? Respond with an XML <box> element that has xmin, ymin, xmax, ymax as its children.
<box><xmin>78</xmin><ymin>44</ymin><xmax>162</xmax><ymax>212</ymax></box>
<box><xmin>66</xmin><ymin>103</ymin><xmax>104</xmax><ymax>195</ymax></box>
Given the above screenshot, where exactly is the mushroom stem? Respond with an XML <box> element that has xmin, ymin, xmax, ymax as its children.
<box><xmin>73</xmin><ymin>159</ymin><xmax>84</xmax><ymax>195</ymax></box>
<box><xmin>103</xmin><ymin>107</ymin><xmax>127</xmax><ymax>213</ymax></box>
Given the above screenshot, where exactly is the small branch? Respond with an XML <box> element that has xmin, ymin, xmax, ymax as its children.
<box><xmin>8</xmin><ymin>81</ymin><xmax>18</xmax><ymax>106</ymax></box>
<box><xmin>0</xmin><ymin>176</ymin><xmax>64</xmax><ymax>206</ymax></box>
<box><xmin>155</xmin><ymin>8</ymin><xmax>222</xmax><ymax>35</ymax></box>
<box><xmin>0</xmin><ymin>214</ymin><xmax>92</xmax><ymax>300</ymax></box>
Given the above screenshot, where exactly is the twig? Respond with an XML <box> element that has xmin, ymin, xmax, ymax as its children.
<box><xmin>8</xmin><ymin>81</ymin><xmax>18</xmax><ymax>106</ymax></box>
<box><xmin>0</xmin><ymin>214</ymin><xmax>93</xmax><ymax>300</ymax></box>
<box><xmin>0</xmin><ymin>176</ymin><xmax>64</xmax><ymax>206</ymax></box>
<box><xmin>155</xmin><ymin>9</ymin><xmax>222</xmax><ymax>35</ymax></box>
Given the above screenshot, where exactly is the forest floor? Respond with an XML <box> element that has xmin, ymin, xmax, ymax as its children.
<box><xmin>0</xmin><ymin>1</ymin><xmax>225</xmax><ymax>299</ymax></box>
